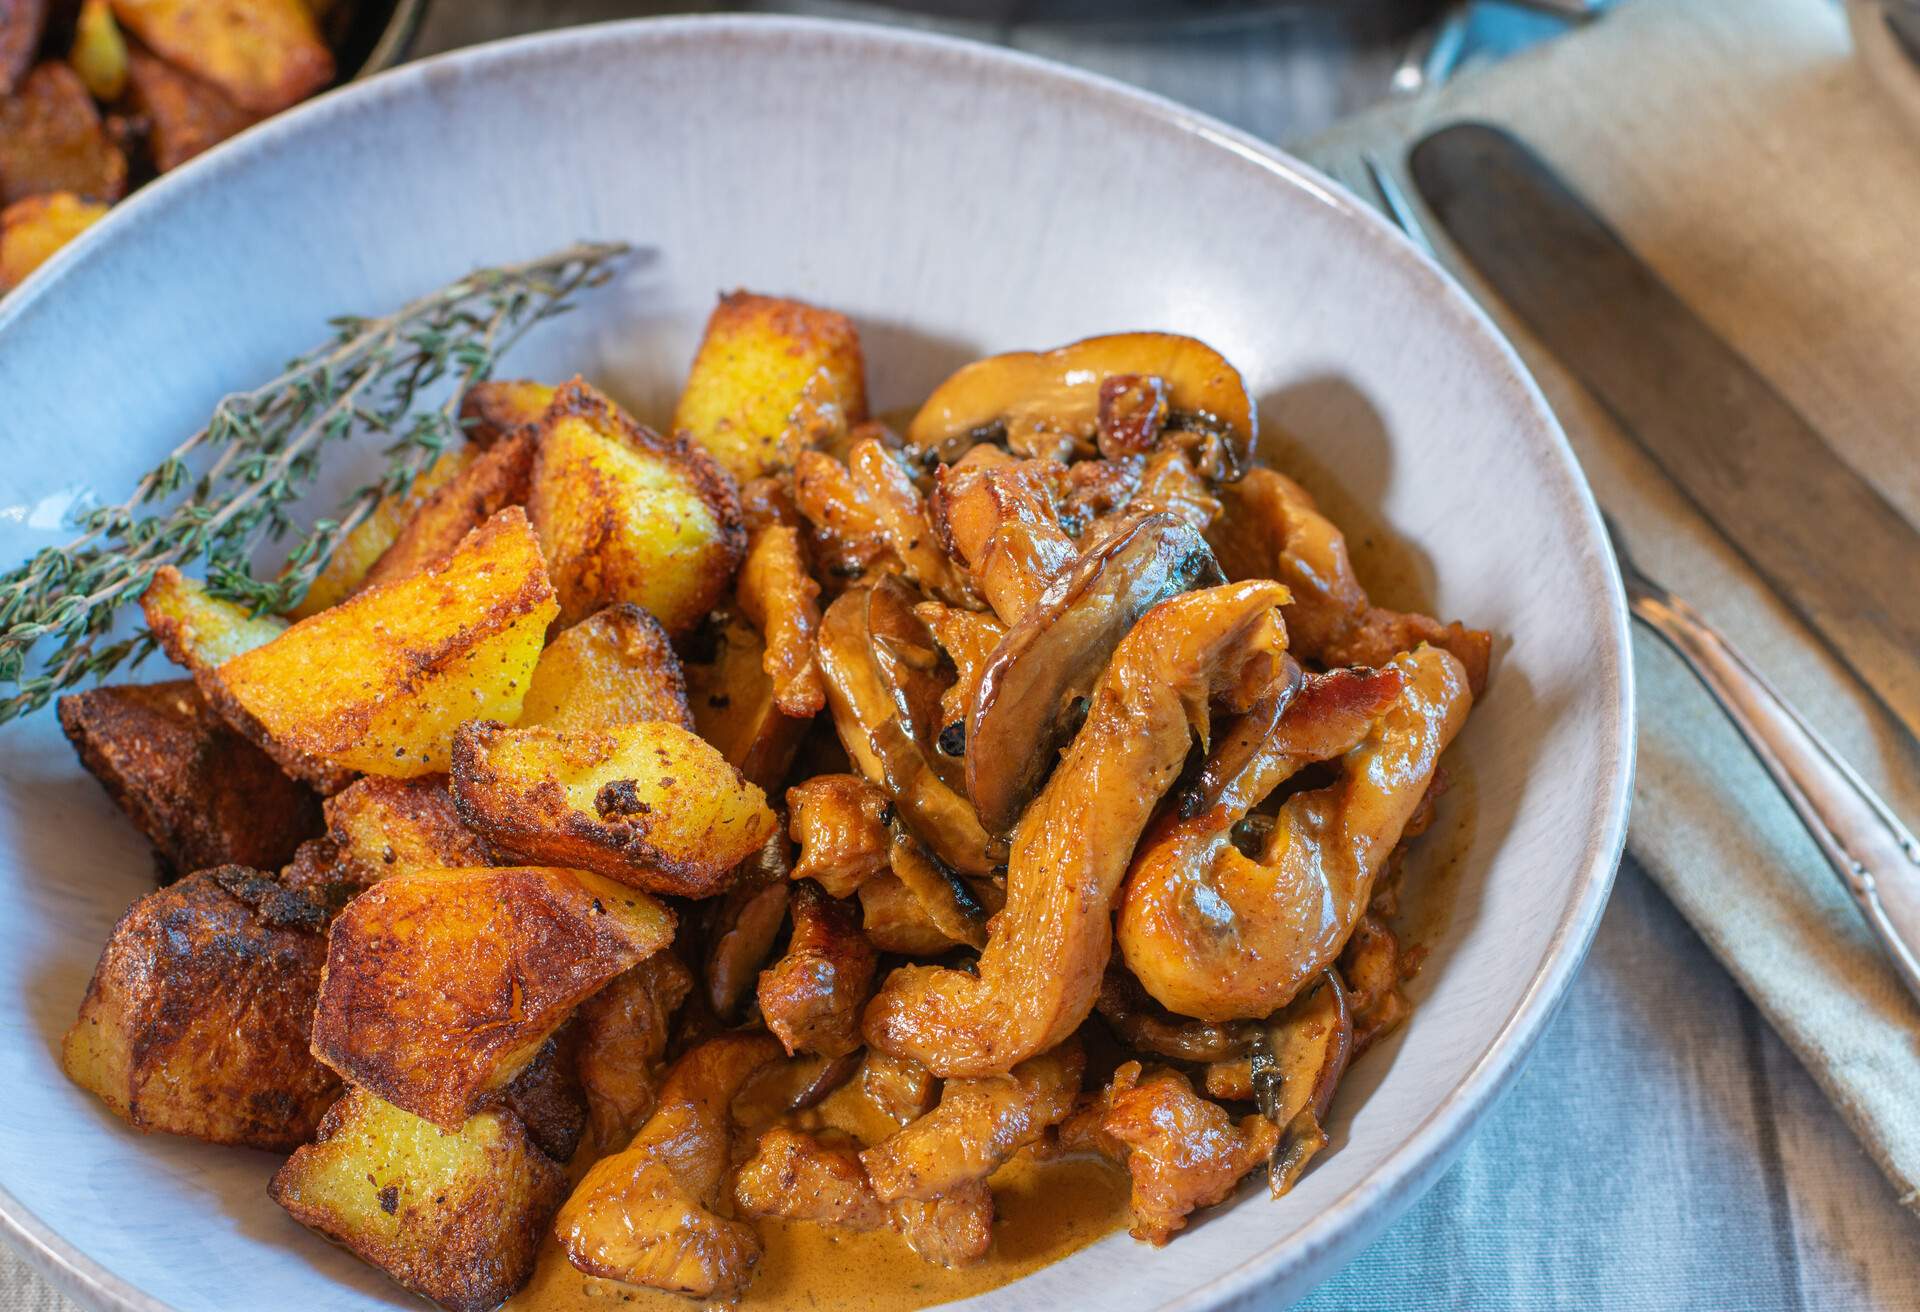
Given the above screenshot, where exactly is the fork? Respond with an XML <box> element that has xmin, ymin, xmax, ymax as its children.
<box><xmin>1350</xmin><ymin>150</ymin><xmax>1920</xmax><ymax>1008</ymax></box>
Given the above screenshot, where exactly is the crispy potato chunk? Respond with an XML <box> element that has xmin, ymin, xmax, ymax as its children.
<box><xmin>0</xmin><ymin>190</ymin><xmax>106</xmax><ymax>291</ymax></box>
<box><xmin>359</xmin><ymin>430</ymin><xmax>535</xmax><ymax>592</ymax></box>
<box><xmin>58</xmin><ymin>679</ymin><xmax>321</xmax><ymax>878</ymax></box>
<box><xmin>270</xmin><ymin>1087</ymin><xmax>567</xmax><ymax>1312</ymax></box>
<box><xmin>686</xmin><ymin>609</ymin><xmax>809</xmax><ymax>792</ymax></box>
<box><xmin>528</xmin><ymin>378</ymin><xmax>744</xmax><ymax>635</ymax></box>
<box><xmin>575</xmin><ymin>951</ymin><xmax>693</xmax><ymax>1155</ymax></box>
<box><xmin>0</xmin><ymin>0</ymin><xmax>45</xmax><ymax>95</ymax></box>
<box><xmin>121</xmin><ymin>48</ymin><xmax>257</xmax><ymax>174</ymax></box>
<box><xmin>310</xmin><ymin>865</ymin><xmax>674</xmax><ymax>1129</ymax></box>
<box><xmin>671</xmin><ymin>291</ymin><xmax>869</xmax><ymax>484</ymax></box>
<box><xmin>68</xmin><ymin>0</ymin><xmax>126</xmax><ymax>100</ymax></box>
<box><xmin>0</xmin><ymin>61</ymin><xmax>126</xmax><ymax>205</ymax></box>
<box><xmin>290</xmin><ymin>447</ymin><xmax>479</xmax><ymax>618</ymax></box>
<box><xmin>110</xmin><ymin>0</ymin><xmax>332</xmax><ymax>113</ymax></box>
<box><xmin>62</xmin><ymin>866</ymin><xmax>339</xmax><ymax>1148</ymax></box>
<box><xmin>141</xmin><ymin>564</ymin><xmax>288</xmax><ymax>668</ymax></box>
<box><xmin>460</xmin><ymin>378</ymin><xmax>556</xmax><ymax>446</ymax></box>
<box><xmin>322</xmin><ymin>773</ymin><xmax>492</xmax><ymax>882</ymax></box>
<box><xmin>519</xmin><ymin>604</ymin><xmax>692</xmax><ymax>735</ymax></box>
<box><xmin>450</xmin><ymin>719</ymin><xmax>777</xmax><ymax>897</ymax></box>
<box><xmin>216</xmin><ymin>508</ymin><xmax>557</xmax><ymax>778</ymax></box>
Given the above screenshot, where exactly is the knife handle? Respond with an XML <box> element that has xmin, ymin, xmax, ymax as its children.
<box><xmin>1628</xmin><ymin>582</ymin><xmax>1920</xmax><ymax>1008</ymax></box>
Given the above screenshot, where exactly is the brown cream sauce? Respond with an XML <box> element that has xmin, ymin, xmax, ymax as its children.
<box><xmin>510</xmin><ymin>1057</ymin><xmax>1131</xmax><ymax>1312</ymax></box>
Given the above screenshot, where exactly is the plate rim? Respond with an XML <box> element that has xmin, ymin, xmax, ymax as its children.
<box><xmin>0</xmin><ymin>13</ymin><xmax>1637</xmax><ymax>1311</ymax></box>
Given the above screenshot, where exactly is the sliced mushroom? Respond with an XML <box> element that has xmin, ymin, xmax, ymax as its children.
<box><xmin>816</xmin><ymin>584</ymin><xmax>996</xmax><ymax>877</ymax></box>
<box><xmin>966</xmin><ymin>513</ymin><xmax>1225</xmax><ymax>836</ymax></box>
<box><xmin>1252</xmin><ymin>970</ymin><xmax>1353</xmax><ymax>1197</ymax></box>
<box><xmin>886</xmin><ymin>823</ymin><xmax>996</xmax><ymax>952</ymax></box>
<box><xmin>908</xmin><ymin>332</ymin><xmax>1256</xmax><ymax>479</ymax></box>
<box><xmin>702</xmin><ymin>829</ymin><xmax>794</xmax><ymax>1019</ymax></box>
<box><xmin>1096</xmin><ymin>968</ymin><xmax>1256</xmax><ymax>1064</ymax></box>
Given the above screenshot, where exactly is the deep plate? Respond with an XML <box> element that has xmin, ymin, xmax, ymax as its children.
<box><xmin>0</xmin><ymin>16</ymin><xmax>1632</xmax><ymax>1312</ymax></box>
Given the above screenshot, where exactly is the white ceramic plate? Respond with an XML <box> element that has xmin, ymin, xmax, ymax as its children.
<box><xmin>0</xmin><ymin>16</ymin><xmax>1633</xmax><ymax>1312</ymax></box>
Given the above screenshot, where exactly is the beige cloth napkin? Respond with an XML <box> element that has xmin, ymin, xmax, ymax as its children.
<box><xmin>1300</xmin><ymin>0</ymin><xmax>1920</xmax><ymax>1214</ymax></box>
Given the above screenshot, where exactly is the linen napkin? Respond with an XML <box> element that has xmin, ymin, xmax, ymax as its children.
<box><xmin>1298</xmin><ymin>0</ymin><xmax>1920</xmax><ymax>1213</ymax></box>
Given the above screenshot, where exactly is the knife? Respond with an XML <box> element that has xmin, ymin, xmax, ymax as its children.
<box><xmin>1407</xmin><ymin>122</ymin><xmax>1920</xmax><ymax>747</ymax></box>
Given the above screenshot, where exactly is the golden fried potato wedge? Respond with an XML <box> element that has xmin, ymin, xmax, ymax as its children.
<box><xmin>290</xmin><ymin>446</ymin><xmax>479</xmax><ymax>618</ymax></box>
<box><xmin>519</xmin><ymin>603</ymin><xmax>692</xmax><ymax>735</ymax></box>
<box><xmin>68</xmin><ymin>0</ymin><xmax>126</xmax><ymax>100</ymax></box>
<box><xmin>460</xmin><ymin>378</ymin><xmax>556</xmax><ymax>447</ymax></box>
<box><xmin>0</xmin><ymin>0</ymin><xmax>46</xmax><ymax>95</ymax></box>
<box><xmin>671</xmin><ymin>291</ymin><xmax>868</xmax><ymax>484</ymax></box>
<box><xmin>62</xmin><ymin>866</ymin><xmax>339</xmax><ymax>1148</ymax></box>
<box><xmin>0</xmin><ymin>61</ymin><xmax>125</xmax><ymax>205</ymax></box>
<box><xmin>142</xmin><ymin>565</ymin><xmax>288</xmax><ymax>669</ymax></box>
<box><xmin>110</xmin><ymin>0</ymin><xmax>332</xmax><ymax>114</ymax></box>
<box><xmin>359</xmin><ymin>431</ymin><xmax>536</xmax><ymax>592</ymax></box>
<box><xmin>58</xmin><ymin>679</ymin><xmax>321</xmax><ymax>879</ymax></box>
<box><xmin>685</xmin><ymin>609</ymin><xmax>810</xmax><ymax>793</ymax></box>
<box><xmin>216</xmin><ymin>508</ymin><xmax>557</xmax><ymax>778</ymax></box>
<box><xmin>0</xmin><ymin>190</ymin><xmax>106</xmax><ymax>291</ymax></box>
<box><xmin>310</xmin><ymin>865</ymin><xmax>674</xmax><ymax>1128</ymax></box>
<box><xmin>322</xmin><ymin>773</ymin><xmax>493</xmax><ymax>882</ymax></box>
<box><xmin>121</xmin><ymin>47</ymin><xmax>257</xmax><ymax>174</ymax></box>
<box><xmin>527</xmin><ymin>379</ymin><xmax>744</xmax><ymax>635</ymax></box>
<box><xmin>270</xmin><ymin>1087</ymin><xmax>567</xmax><ymax>1312</ymax></box>
<box><xmin>450</xmin><ymin>720</ymin><xmax>777</xmax><ymax>897</ymax></box>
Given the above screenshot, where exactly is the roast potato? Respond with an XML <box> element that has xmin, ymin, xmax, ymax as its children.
<box><xmin>0</xmin><ymin>61</ymin><xmax>125</xmax><ymax>205</ymax></box>
<box><xmin>215</xmin><ymin>507</ymin><xmax>557</xmax><ymax>778</ymax></box>
<box><xmin>322</xmin><ymin>773</ymin><xmax>493</xmax><ymax>882</ymax></box>
<box><xmin>670</xmin><ymin>290</ymin><xmax>868</xmax><ymax>484</ymax></box>
<box><xmin>120</xmin><ymin>47</ymin><xmax>257</xmax><ymax>174</ymax></box>
<box><xmin>358</xmin><ymin>430</ymin><xmax>536</xmax><ymax>593</ymax></box>
<box><xmin>141</xmin><ymin>564</ymin><xmax>288</xmax><ymax>669</ymax></box>
<box><xmin>309</xmin><ymin>865</ymin><xmax>674</xmax><ymax>1128</ymax></box>
<box><xmin>61</xmin><ymin>865</ymin><xmax>339</xmax><ymax>1149</ymax></box>
<box><xmin>450</xmin><ymin>719</ymin><xmax>777</xmax><ymax>897</ymax></box>
<box><xmin>58</xmin><ymin>678</ymin><xmax>321</xmax><ymax>879</ymax></box>
<box><xmin>290</xmin><ymin>446</ymin><xmax>479</xmax><ymax>619</ymax></box>
<box><xmin>109</xmin><ymin>0</ymin><xmax>332</xmax><ymax>114</ymax></box>
<box><xmin>270</xmin><ymin>1087</ymin><xmax>567</xmax><ymax>1312</ymax></box>
<box><xmin>0</xmin><ymin>189</ymin><xmax>105</xmax><ymax>291</ymax></box>
<box><xmin>518</xmin><ymin>603</ymin><xmax>692</xmax><ymax>735</ymax></box>
<box><xmin>527</xmin><ymin>378</ymin><xmax>744</xmax><ymax>634</ymax></box>
<box><xmin>460</xmin><ymin>378</ymin><xmax>556</xmax><ymax>447</ymax></box>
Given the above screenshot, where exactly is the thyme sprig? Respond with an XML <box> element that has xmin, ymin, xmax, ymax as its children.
<box><xmin>0</xmin><ymin>239</ymin><xmax>632</xmax><ymax>724</ymax></box>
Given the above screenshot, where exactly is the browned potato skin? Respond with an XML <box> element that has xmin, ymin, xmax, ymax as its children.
<box><xmin>270</xmin><ymin>1087</ymin><xmax>567</xmax><ymax>1312</ymax></box>
<box><xmin>310</xmin><ymin>866</ymin><xmax>675</xmax><ymax>1129</ymax></box>
<box><xmin>0</xmin><ymin>190</ymin><xmax>106</xmax><ymax>291</ymax></box>
<box><xmin>756</xmin><ymin>881</ymin><xmax>876</xmax><ymax>1058</ymax></box>
<box><xmin>460</xmin><ymin>378</ymin><xmax>557</xmax><ymax>447</ymax></box>
<box><xmin>121</xmin><ymin>48</ymin><xmax>256</xmax><ymax>174</ymax></box>
<box><xmin>61</xmin><ymin>866</ymin><xmax>339</xmax><ymax>1149</ymax></box>
<box><xmin>0</xmin><ymin>61</ymin><xmax>125</xmax><ymax>205</ymax></box>
<box><xmin>110</xmin><ymin>0</ymin><xmax>333</xmax><ymax>113</ymax></box>
<box><xmin>0</xmin><ymin>0</ymin><xmax>45</xmax><ymax>94</ymax></box>
<box><xmin>358</xmin><ymin>430</ymin><xmax>535</xmax><ymax>592</ymax></box>
<box><xmin>528</xmin><ymin>378</ymin><xmax>745</xmax><ymax>635</ymax></box>
<box><xmin>500</xmin><ymin>1033</ymin><xmax>588</xmax><ymax>1165</ymax></box>
<box><xmin>671</xmin><ymin>290</ymin><xmax>869</xmax><ymax>485</ymax></box>
<box><xmin>519</xmin><ymin>603</ymin><xmax>692</xmax><ymax>736</ymax></box>
<box><xmin>58</xmin><ymin>679</ymin><xmax>321</xmax><ymax>879</ymax></box>
<box><xmin>322</xmin><ymin>774</ymin><xmax>493</xmax><ymax>882</ymax></box>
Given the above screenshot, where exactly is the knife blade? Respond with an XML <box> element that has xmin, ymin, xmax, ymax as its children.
<box><xmin>1408</xmin><ymin>122</ymin><xmax>1920</xmax><ymax>744</ymax></box>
